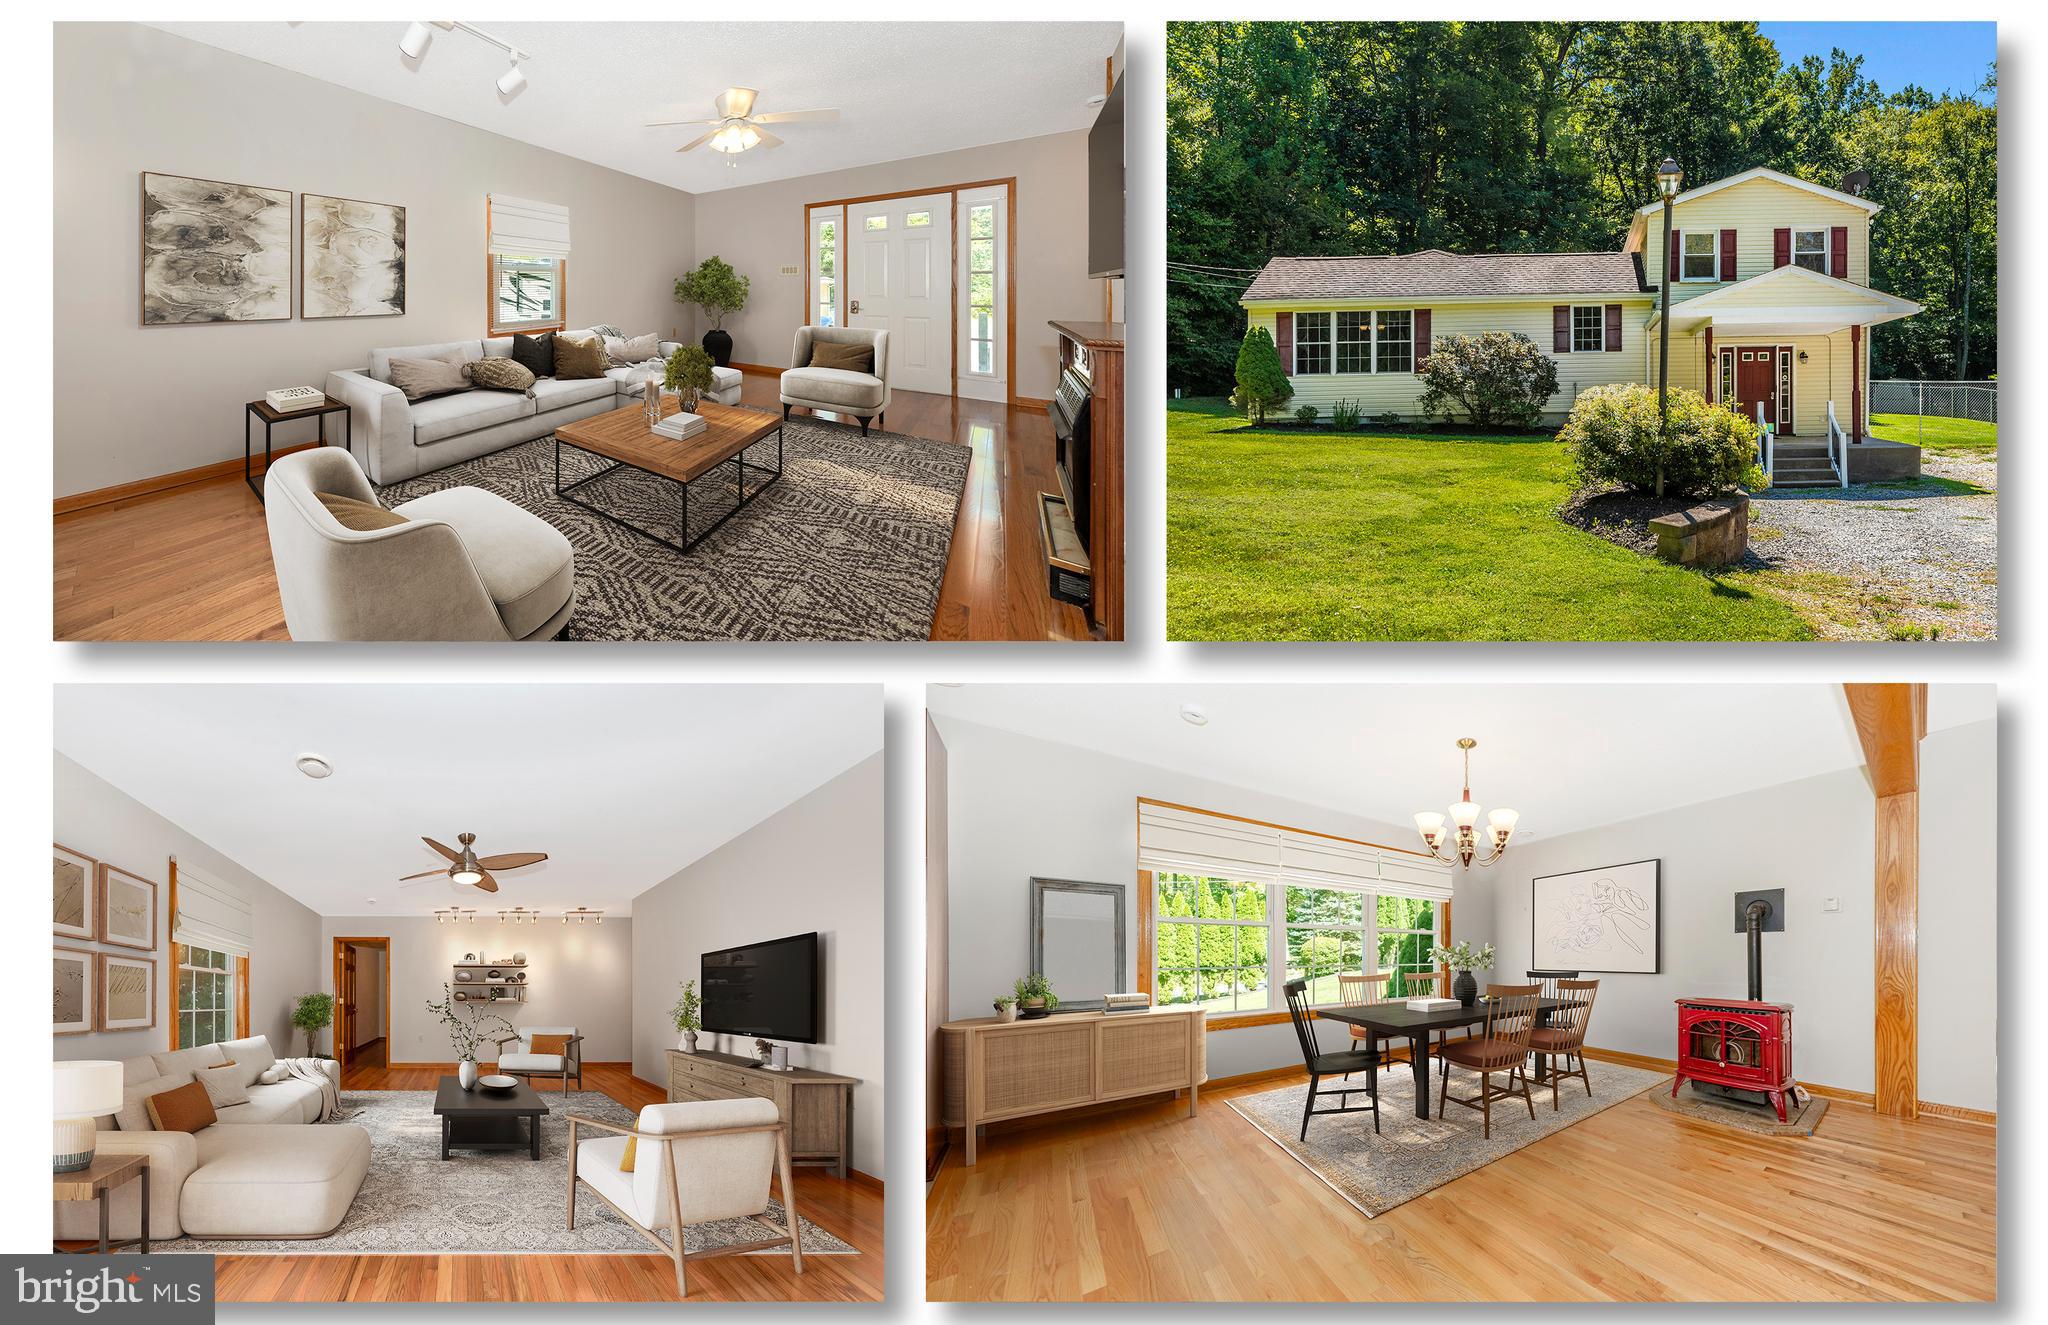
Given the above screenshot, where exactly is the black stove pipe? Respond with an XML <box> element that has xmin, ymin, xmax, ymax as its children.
<box><xmin>1745</xmin><ymin>898</ymin><xmax>1772</xmax><ymax>1001</ymax></box>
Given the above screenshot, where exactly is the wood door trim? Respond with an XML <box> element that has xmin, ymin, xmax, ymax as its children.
<box><xmin>165</xmin><ymin>859</ymin><xmax>179</xmax><ymax>1049</ymax></box>
<box><xmin>804</xmin><ymin>177</ymin><xmax>1019</xmax><ymax>405</ymax></box>
<box><xmin>330</xmin><ymin>936</ymin><xmax>390</xmax><ymax>1072</ymax></box>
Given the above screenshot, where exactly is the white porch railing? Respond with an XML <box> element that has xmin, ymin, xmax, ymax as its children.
<box><xmin>1755</xmin><ymin>401</ymin><xmax>1772</xmax><ymax>479</ymax></box>
<box><xmin>1825</xmin><ymin>402</ymin><xmax>1849</xmax><ymax>488</ymax></box>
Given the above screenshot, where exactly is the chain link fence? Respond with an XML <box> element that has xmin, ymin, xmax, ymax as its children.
<box><xmin>1871</xmin><ymin>380</ymin><xmax>1998</xmax><ymax>425</ymax></box>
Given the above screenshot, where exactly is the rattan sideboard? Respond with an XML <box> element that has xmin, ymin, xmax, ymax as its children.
<box><xmin>939</xmin><ymin>1006</ymin><xmax>1207</xmax><ymax>1165</ymax></box>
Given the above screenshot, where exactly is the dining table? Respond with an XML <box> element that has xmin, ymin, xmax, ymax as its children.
<box><xmin>1315</xmin><ymin>997</ymin><xmax>1579</xmax><ymax>1118</ymax></box>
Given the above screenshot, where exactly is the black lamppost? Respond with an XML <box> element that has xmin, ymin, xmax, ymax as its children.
<box><xmin>1655</xmin><ymin>156</ymin><xmax>1684</xmax><ymax>497</ymax></box>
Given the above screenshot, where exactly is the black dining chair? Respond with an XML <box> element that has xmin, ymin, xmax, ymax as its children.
<box><xmin>1527</xmin><ymin>969</ymin><xmax>1581</xmax><ymax>1003</ymax></box>
<box><xmin>1283</xmin><ymin>978</ymin><xmax>1381</xmax><ymax>1141</ymax></box>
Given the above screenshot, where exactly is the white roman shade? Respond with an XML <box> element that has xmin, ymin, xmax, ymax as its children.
<box><xmin>488</xmin><ymin>195</ymin><xmax>572</xmax><ymax>259</ymax></box>
<box><xmin>172</xmin><ymin>861</ymin><xmax>253</xmax><ymax>959</ymax></box>
<box><xmin>1138</xmin><ymin>802</ymin><xmax>1453</xmax><ymax>902</ymax></box>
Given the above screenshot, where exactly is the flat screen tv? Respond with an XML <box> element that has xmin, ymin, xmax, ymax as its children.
<box><xmin>1087</xmin><ymin>73</ymin><xmax>1124</xmax><ymax>279</ymax></box>
<box><xmin>701</xmin><ymin>931</ymin><xmax>820</xmax><ymax>1044</ymax></box>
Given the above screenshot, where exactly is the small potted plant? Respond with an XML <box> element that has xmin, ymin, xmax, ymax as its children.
<box><xmin>663</xmin><ymin>344</ymin><xmax>715</xmax><ymax>413</ymax></box>
<box><xmin>671</xmin><ymin>979</ymin><xmax>703</xmax><ymax>1053</ymax></box>
<box><xmin>292</xmin><ymin>993</ymin><xmax>335</xmax><ymax>1059</ymax></box>
<box><xmin>425</xmin><ymin>983</ymin><xmax>517</xmax><ymax>1090</ymax></box>
<box><xmin>992</xmin><ymin>994</ymin><xmax>1017</xmax><ymax>1024</ymax></box>
<box><xmin>1013</xmin><ymin>973</ymin><xmax>1059</xmax><ymax>1019</ymax></box>
<box><xmin>674</xmin><ymin>256</ymin><xmax>750</xmax><ymax>367</ymax></box>
<box><xmin>1427</xmin><ymin>940</ymin><xmax>1497</xmax><ymax>1008</ymax></box>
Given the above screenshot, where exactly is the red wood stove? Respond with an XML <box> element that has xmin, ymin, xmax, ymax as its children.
<box><xmin>1672</xmin><ymin>998</ymin><xmax>1795</xmax><ymax>1121</ymax></box>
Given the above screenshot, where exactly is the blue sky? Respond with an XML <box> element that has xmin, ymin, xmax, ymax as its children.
<box><xmin>1759</xmin><ymin>23</ymin><xmax>1996</xmax><ymax>101</ymax></box>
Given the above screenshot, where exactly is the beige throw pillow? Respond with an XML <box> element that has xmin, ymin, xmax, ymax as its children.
<box><xmin>553</xmin><ymin>332</ymin><xmax>609</xmax><ymax>380</ymax></box>
<box><xmin>198</xmin><ymin>1061</ymin><xmax>251</xmax><ymax>1109</ymax></box>
<box><xmin>388</xmin><ymin>354</ymin><xmax>472</xmax><ymax>401</ymax></box>
<box><xmin>604</xmin><ymin>333</ymin><xmax>661</xmax><ymax>367</ymax></box>
<box><xmin>468</xmin><ymin>357</ymin><xmax>537</xmax><ymax>395</ymax></box>
<box><xmin>317</xmin><ymin>492</ymin><xmax>408</xmax><ymax>531</ymax></box>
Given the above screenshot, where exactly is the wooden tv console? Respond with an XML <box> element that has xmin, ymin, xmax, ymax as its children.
<box><xmin>665</xmin><ymin>1048</ymin><xmax>859</xmax><ymax>1178</ymax></box>
<box><xmin>939</xmin><ymin>1006</ymin><xmax>1206</xmax><ymax>1165</ymax></box>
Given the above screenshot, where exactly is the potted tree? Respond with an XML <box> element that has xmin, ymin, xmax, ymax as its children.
<box><xmin>675</xmin><ymin>256</ymin><xmax>750</xmax><ymax>368</ymax></box>
<box><xmin>671</xmin><ymin>979</ymin><xmax>703</xmax><ymax>1053</ymax></box>
<box><xmin>1428</xmin><ymin>940</ymin><xmax>1497</xmax><ymax>1008</ymax></box>
<box><xmin>292</xmin><ymin>993</ymin><xmax>335</xmax><ymax>1059</ymax></box>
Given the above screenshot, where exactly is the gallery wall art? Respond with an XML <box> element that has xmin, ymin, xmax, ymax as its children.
<box><xmin>98</xmin><ymin>953</ymin><xmax>157</xmax><ymax>1032</ymax></box>
<box><xmin>54</xmin><ymin>946</ymin><xmax>96</xmax><ymax>1035</ymax></box>
<box><xmin>140</xmin><ymin>171</ymin><xmax>293</xmax><ymax>324</ymax></box>
<box><xmin>302</xmin><ymin>193</ymin><xmax>407</xmax><ymax>318</ymax></box>
<box><xmin>99</xmin><ymin>863</ymin><xmax>159</xmax><ymax>952</ymax></box>
<box><xmin>1530</xmin><ymin>858</ymin><xmax>1661</xmax><ymax>974</ymax></box>
<box><xmin>54</xmin><ymin>843</ymin><xmax>97</xmax><ymax>940</ymax></box>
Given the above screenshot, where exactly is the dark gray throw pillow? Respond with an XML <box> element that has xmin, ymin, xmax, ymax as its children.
<box><xmin>512</xmin><ymin>332</ymin><xmax>555</xmax><ymax>378</ymax></box>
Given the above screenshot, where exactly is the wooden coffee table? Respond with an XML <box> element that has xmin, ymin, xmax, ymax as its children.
<box><xmin>553</xmin><ymin>398</ymin><xmax>784</xmax><ymax>553</ymax></box>
<box><xmin>433</xmin><ymin>1075</ymin><xmax>549</xmax><ymax>1160</ymax></box>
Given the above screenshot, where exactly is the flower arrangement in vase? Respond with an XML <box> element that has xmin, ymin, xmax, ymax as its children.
<box><xmin>426</xmin><ymin>983</ymin><xmax>517</xmax><ymax>1089</ymax></box>
<box><xmin>1427</xmin><ymin>940</ymin><xmax>1497</xmax><ymax>1008</ymax></box>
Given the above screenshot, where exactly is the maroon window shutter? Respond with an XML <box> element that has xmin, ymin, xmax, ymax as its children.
<box><xmin>1773</xmin><ymin>228</ymin><xmax>1791</xmax><ymax>269</ymax></box>
<box><xmin>1275</xmin><ymin>312</ymin><xmax>1293</xmax><ymax>373</ymax></box>
<box><xmin>1413</xmin><ymin>308</ymin><xmax>1432</xmax><ymax>370</ymax></box>
<box><xmin>1604</xmin><ymin>304</ymin><xmax>1622</xmax><ymax>352</ymax></box>
<box><xmin>1553</xmin><ymin>305</ymin><xmax>1572</xmax><ymax>353</ymax></box>
<box><xmin>1668</xmin><ymin>230</ymin><xmax>1681</xmax><ymax>283</ymax></box>
<box><xmin>1719</xmin><ymin>229</ymin><xmax>1737</xmax><ymax>282</ymax></box>
<box><xmin>1830</xmin><ymin>226</ymin><xmax>1849</xmax><ymax>279</ymax></box>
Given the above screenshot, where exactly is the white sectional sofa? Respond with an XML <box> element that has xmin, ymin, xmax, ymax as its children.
<box><xmin>54</xmin><ymin>1035</ymin><xmax>370</xmax><ymax>1242</ymax></box>
<box><xmin>326</xmin><ymin>330</ymin><xmax>744</xmax><ymax>484</ymax></box>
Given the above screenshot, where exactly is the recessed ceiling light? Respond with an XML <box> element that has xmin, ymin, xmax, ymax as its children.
<box><xmin>365</xmin><ymin>897</ymin><xmax>378</xmax><ymax>905</ymax></box>
<box><xmin>295</xmin><ymin>754</ymin><xmax>333</xmax><ymax>779</ymax></box>
<box><xmin>1179</xmin><ymin>703</ymin><xmax>1209</xmax><ymax>727</ymax></box>
<box><xmin>1085</xmin><ymin>93</ymin><xmax>1108</xmax><ymax>108</ymax></box>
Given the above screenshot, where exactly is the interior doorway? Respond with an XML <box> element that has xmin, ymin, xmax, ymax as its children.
<box><xmin>331</xmin><ymin>936</ymin><xmax>390</xmax><ymax>1074</ymax></box>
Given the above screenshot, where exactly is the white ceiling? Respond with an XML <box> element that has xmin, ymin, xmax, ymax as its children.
<box><xmin>148</xmin><ymin>21</ymin><xmax>1122</xmax><ymax>194</ymax></box>
<box><xmin>56</xmin><ymin>685</ymin><xmax>881</xmax><ymax>917</ymax></box>
<box><xmin>927</xmin><ymin>684</ymin><xmax>1995</xmax><ymax>841</ymax></box>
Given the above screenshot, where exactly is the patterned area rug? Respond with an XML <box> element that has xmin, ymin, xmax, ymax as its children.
<box><xmin>1226</xmin><ymin>1059</ymin><xmax>1666</xmax><ymax>1218</ymax></box>
<box><xmin>374</xmin><ymin>416</ymin><xmax>969</xmax><ymax>641</ymax></box>
<box><xmin>162</xmin><ymin>1090</ymin><xmax>856</xmax><ymax>1256</ymax></box>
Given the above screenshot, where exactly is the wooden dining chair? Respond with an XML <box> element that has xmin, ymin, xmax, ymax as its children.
<box><xmin>1528</xmin><ymin>978</ymin><xmax>1599</xmax><ymax>1109</ymax></box>
<box><xmin>1282</xmin><ymin>978</ymin><xmax>1380</xmax><ymax>1141</ymax></box>
<box><xmin>1335</xmin><ymin>972</ymin><xmax>1391</xmax><ymax>1078</ymax></box>
<box><xmin>1437</xmin><ymin>984</ymin><xmax>1539</xmax><ymax>1138</ymax></box>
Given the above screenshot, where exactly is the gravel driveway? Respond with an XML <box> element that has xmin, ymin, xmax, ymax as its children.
<box><xmin>1746</xmin><ymin>453</ymin><xmax>1998</xmax><ymax>640</ymax></box>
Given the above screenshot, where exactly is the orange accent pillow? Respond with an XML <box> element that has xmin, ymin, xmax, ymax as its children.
<box><xmin>144</xmin><ymin>1080</ymin><xmax>217</xmax><ymax>1133</ymax></box>
<box><xmin>531</xmin><ymin>1033</ymin><xmax>572</xmax><ymax>1056</ymax></box>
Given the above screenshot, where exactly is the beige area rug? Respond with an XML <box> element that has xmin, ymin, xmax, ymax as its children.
<box><xmin>1226</xmin><ymin>1059</ymin><xmax>1666</xmax><ymax>1218</ymax></box>
<box><xmin>1653</xmin><ymin>1079</ymin><xmax>1830</xmax><ymax>1135</ymax></box>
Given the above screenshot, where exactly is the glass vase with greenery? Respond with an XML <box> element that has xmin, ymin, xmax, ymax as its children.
<box><xmin>663</xmin><ymin>344</ymin><xmax>715</xmax><ymax>412</ymax></box>
<box><xmin>425</xmin><ymin>984</ymin><xmax>517</xmax><ymax>1085</ymax></box>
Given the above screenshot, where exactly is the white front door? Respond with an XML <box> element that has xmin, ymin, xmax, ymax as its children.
<box><xmin>846</xmin><ymin>193</ymin><xmax>952</xmax><ymax>396</ymax></box>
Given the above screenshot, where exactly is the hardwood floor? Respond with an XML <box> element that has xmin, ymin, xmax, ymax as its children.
<box><xmin>203</xmin><ymin>1060</ymin><xmax>885</xmax><ymax>1304</ymax></box>
<box><xmin>926</xmin><ymin>1068</ymin><xmax>1996</xmax><ymax>1302</ymax></box>
<box><xmin>51</xmin><ymin>369</ymin><xmax>1090</xmax><ymax>641</ymax></box>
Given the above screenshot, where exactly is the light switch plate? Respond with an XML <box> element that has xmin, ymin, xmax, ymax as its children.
<box><xmin>1823</xmin><ymin>897</ymin><xmax>1841</xmax><ymax>913</ymax></box>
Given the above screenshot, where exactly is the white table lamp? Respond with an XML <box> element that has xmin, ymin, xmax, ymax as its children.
<box><xmin>54</xmin><ymin>1060</ymin><xmax>123</xmax><ymax>1172</ymax></box>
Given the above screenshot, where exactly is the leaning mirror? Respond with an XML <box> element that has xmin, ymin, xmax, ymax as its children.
<box><xmin>1029</xmin><ymin>877</ymin><xmax>1126</xmax><ymax>1012</ymax></box>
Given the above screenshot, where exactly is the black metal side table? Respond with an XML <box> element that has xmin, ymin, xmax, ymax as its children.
<box><xmin>246</xmin><ymin>397</ymin><xmax>353</xmax><ymax>502</ymax></box>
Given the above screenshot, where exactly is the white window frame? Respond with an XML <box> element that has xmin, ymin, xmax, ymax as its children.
<box><xmin>1293</xmin><ymin>311</ymin><xmax>1332</xmax><ymax>375</ymax></box>
<box><xmin>487</xmin><ymin>254</ymin><xmax>564</xmax><ymax>336</ymax></box>
<box><xmin>1374</xmin><ymin>309</ymin><xmax>1414</xmax><ymax>373</ymax></box>
<box><xmin>1680</xmin><ymin>230</ymin><xmax>1719</xmax><ymax>282</ymax></box>
<box><xmin>1571</xmin><ymin>304</ymin><xmax>1607</xmax><ymax>353</ymax></box>
<box><xmin>1792</xmin><ymin>227</ymin><xmax>1829</xmax><ymax>274</ymax></box>
<box><xmin>809</xmin><ymin>206</ymin><xmax>844</xmax><ymax>329</ymax></box>
<box><xmin>179</xmin><ymin>944</ymin><xmax>236</xmax><ymax>1049</ymax></box>
<box><xmin>955</xmin><ymin>184</ymin><xmax>1008</xmax><ymax>404</ymax></box>
<box><xmin>1335</xmin><ymin>312</ymin><xmax>1370</xmax><ymax>374</ymax></box>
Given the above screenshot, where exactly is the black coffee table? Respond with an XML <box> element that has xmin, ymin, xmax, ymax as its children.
<box><xmin>433</xmin><ymin>1075</ymin><xmax>549</xmax><ymax>1160</ymax></box>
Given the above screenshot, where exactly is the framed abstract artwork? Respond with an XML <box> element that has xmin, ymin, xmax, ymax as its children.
<box><xmin>140</xmin><ymin>171</ymin><xmax>293</xmax><ymax>324</ymax></box>
<box><xmin>55</xmin><ymin>945</ymin><xmax>97</xmax><ymax>1036</ymax></box>
<box><xmin>98</xmin><ymin>953</ymin><xmax>158</xmax><ymax>1033</ymax></box>
<box><xmin>54</xmin><ymin>843</ymin><xmax>98</xmax><ymax>941</ymax></box>
<box><xmin>301</xmin><ymin>193</ymin><xmax>407</xmax><ymax>318</ymax></box>
<box><xmin>99</xmin><ymin>863</ymin><xmax>159</xmax><ymax>952</ymax></box>
<box><xmin>1530</xmin><ymin>858</ymin><xmax>1661</xmax><ymax>975</ymax></box>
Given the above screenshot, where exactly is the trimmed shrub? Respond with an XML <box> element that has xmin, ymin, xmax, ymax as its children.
<box><xmin>1416</xmin><ymin>331</ymin><xmax>1559</xmax><ymax>429</ymax></box>
<box><xmin>1560</xmin><ymin>383</ymin><xmax>1768</xmax><ymax>498</ymax></box>
<box><xmin>1330</xmin><ymin>399</ymin><xmax>1362</xmax><ymax>432</ymax></box>
<box><xmin>1230</xmin><ymin>326</ymin><xmax>1292</xmax><ymax>424</ymax></box>
<box><xmin>1294</xmin><ymin>404</ymin><xmax>1320</xmax><ymax>426</ymax></box>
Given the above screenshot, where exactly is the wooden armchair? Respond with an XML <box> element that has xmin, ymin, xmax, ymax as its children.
<box><xmin>567</xmin><ymin>1097</ymin><xmax>802</xmax><ymax>1296</ymax></box>
<box><xmin>495</xmin><ymin>1026</ymin><xmax>584</xmax><ymax>1091</ymax></box>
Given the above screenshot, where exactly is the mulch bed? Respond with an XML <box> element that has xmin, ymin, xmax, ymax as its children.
<box><xmin>1556</xmin><ymin>487</ymin><xmax>1704</xmax><ymax>555</ymax></box>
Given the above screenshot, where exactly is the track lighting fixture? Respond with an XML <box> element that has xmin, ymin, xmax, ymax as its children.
<box><xmin>397</xmin><ymin>21</ymin><xmax>531</xmax><ymax>96</ymax></box>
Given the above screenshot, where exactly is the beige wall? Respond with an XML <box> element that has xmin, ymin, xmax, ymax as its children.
<box><xmin>55</xmin><ymin>752</ymin><xmax>322</xmax><ymax>1063</ymax></box>
<box><xmin>691</xmin><ymin>130</ymin><xmax>1100</xmax><ymax>401</ymax></box>
<box><xmin>54</xmin><ymin>23</ymin><xmax>695</xmax><ymax>498</ymax></box>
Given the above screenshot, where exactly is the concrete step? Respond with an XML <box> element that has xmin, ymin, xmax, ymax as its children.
<box><xmin>1773</xmin><ymin>462</ymin><xmax>1837</xmax><ymax>477</ymax></box>
<box><xmin>1771</xmin><ymin>443</ymin><xmax>1831</xmax><ymax>458</ymax></box>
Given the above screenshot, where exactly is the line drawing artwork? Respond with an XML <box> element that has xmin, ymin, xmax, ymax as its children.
<box><xmin>1532</xmin><ymin>859</ymin><xmax>1660</xmax><ymax>973</ymax></box>
<box><xmin>1546</xmin><ymin>875</ymin><xmax>1649</xmax><ymax>956</ymax></box>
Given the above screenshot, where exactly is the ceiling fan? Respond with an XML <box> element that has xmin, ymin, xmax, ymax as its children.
<box><xmin>397</xmin><ymin>833</ymin><xmax>547</xmax><ymax>894</ymax></box>
<box><xmin>645</xmin><ymin>87</ymin><xmax>840</xmax><ymax>158</ymax></box>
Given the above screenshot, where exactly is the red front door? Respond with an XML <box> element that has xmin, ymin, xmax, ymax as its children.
<box><xmin>1733</xmin><ymin>349</ymin><xmax>1776</xmax><ymax>430</ymax></box>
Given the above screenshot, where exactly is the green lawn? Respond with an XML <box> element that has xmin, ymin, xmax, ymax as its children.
<box><xmin>1868</xmin><ymin>413</ymin><xmax>1998</xmax><ymax>454</ymax></box>
<box><xmin>1167</xmin><ymin>399</ymin><xmax>1814</xmax><ymax>641</ymax></box>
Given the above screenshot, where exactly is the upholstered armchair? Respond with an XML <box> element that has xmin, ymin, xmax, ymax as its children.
<box><xmin>494</xmin><ymin>1025</ymin><xmax>584</xmax><ymax>1091</ymax></box>
<box><xmin>263</xmin><ymin>447</ymin><xmax>575</xmax><ymax>642</ymax></box>
<box><xmin>567</xmin><ymin>1097</ymin><xmax>801</xmax><ymax>1296</ymax></box>
<box><xmin>780</xmin><ymin>325</ymin><xmax>891</xmax><ymax>435</ymax></box>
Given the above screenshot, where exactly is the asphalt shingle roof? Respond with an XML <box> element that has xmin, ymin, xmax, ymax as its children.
<box><xmin>1241</xmin><ymin>250</ymin><xmax>1650</xmax><ymax>302</ymax></box>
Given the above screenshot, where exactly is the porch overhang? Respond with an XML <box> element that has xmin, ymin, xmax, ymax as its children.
<box><xmin>1645</xmin><ymin>263</ymin><xmax>1922</xmax><ymax>338</ymax></box>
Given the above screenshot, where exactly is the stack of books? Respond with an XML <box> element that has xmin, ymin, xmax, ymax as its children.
<box><xmin>1101</xmin><ymin>992</ymin><xmax>1153</xmax><ymax>1015</ymax></box>
<box><xmin>1406</xmin><ymin>996</ymin><xmax>1460</xmax><ymax>1012</ymax></box>
<box><xmin>265</xmin><ymin>386</ymin><xmax>325</xmax><ymax>412</ymax></box>
<box><xmin>652</xmin><ymin>411</ymin><xmax>707</xmax><ymax>441</ymax></box>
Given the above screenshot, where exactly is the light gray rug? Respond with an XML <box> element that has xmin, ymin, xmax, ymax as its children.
<box><xmin>373</xmin><ymin>416</ymin><xmax>970</xmax><ymax>641</ymax></box>
<box><xmin>162</xmin><ymin>1090</ymin><xmax>856</xmax><ymax>1257</ymax></box>
<box><xmin>1227</xmin><ymin>1059</ymin><xmax>1666</xmax><ymax>1218</ymax></box>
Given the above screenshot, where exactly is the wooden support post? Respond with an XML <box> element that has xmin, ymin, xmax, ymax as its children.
<box><xmin>1850</xmin><ymin>324</ymin><xmax>1864</xmax><ymax>442</ymax></box>
<box><xmin>1843</xmin><ymin>683</ymin><xmax>1926</xmax><ymax>1119</ymax></box>
<box><xmin>1704</xmin><ymin>327</ymin><xmax>1715</xmax><ymax>403</ymax></box>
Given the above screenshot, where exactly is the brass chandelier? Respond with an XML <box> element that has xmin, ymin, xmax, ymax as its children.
<box><xmin>1413</xmin><ymin>738</ymin><xmax>1519</xmax><ymax>868</ymax></box>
